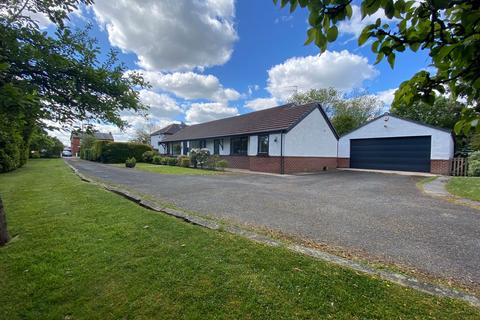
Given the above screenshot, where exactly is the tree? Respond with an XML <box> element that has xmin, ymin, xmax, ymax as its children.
<box><xmin>130</xmin><ymin>127</ymin><xmax>151</xmax><ymax>145</ymax></box>
<box><xmin>0</xmin><ymin>0</ymin><xmax>148</xmax><ymax>246</ymax></box>
<box><xmin>30</xmin><ymin>129</ymin><xmax>64</xmax><ymax>158</ymax></box>
<box><xmin>274</xmin><ymin>0</ymin><xmax>480</xmax><ymax>134</ymax></box>
<box><xmin>391</xmin><ymin>96</ymin><xmax>464</xmax><ymax>130</ymax></box>
<box><xmin>288</xmin><ymin>88</ymin><xmax>383</xmax><ymax>135</ymax></box>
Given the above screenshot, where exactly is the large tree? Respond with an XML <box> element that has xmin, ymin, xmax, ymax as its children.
<box><xmin>288</xmin><ymin>88</ymin><xmax>383</xmax><ymax>135</ymax></box>
<box><xmin>0</xmin><ymin>0</ymin><xmax>148</xmax><ymax>245</ymax></box>
<box><xmin>274</xmin><ymin>0</ymin><xmax>480</xmax><ymax>134</ymax></box>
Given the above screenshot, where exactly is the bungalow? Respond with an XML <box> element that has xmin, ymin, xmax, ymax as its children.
<box><xmin>161</xmin><ymin>103</ymin><xmax>339</xmax><ymax>174</ymax></box>
<box><xmin>155</xmin><ymin>103</ymin><xmax>454</xmax><ymax>175</ymax></box>
<box><xmin>150</xmin><ymin>123</ymin><xmax>186</xmax><ymax>154</ymax></box>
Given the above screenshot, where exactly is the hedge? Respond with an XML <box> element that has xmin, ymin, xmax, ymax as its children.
<box><xmin>91</xmin><ymin>141</ymin><xmax>152</xmax><ymax>163</ymax></box>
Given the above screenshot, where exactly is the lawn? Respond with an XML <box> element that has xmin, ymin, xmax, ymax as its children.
<box><xmin>0</xmin><ymin>160</ymin><xmax>478</xmax><ymax>319</ymax></box>
<box><xmin>112</xmin><ymin>162</ymin><xmax>221</xmax><ymax>175</ymax></box>
<box><xmin>446</xmin><ymin>177</ymin><xmax>480</xmax><ymax>201</ymax></box>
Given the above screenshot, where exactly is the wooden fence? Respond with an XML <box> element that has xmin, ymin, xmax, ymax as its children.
<box><xmin>451</xmin><ymin>157</ymin><xmax>468</xmax><ymax>176</ymax></box>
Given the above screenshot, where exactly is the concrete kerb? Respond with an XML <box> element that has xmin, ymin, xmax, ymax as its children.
<box><xmin>422</xmin><ymin>176</ymin><xmax>480</xmax><ymax>210</ymax></box>
<box><xmin>64</xmin><ymin>160</ymin><xmax>480</xmax><ymax>308</ymax></box>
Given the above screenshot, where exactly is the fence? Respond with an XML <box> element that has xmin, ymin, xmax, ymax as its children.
<box><xmin>451</xmin><ymin>157</ymin><xmax>468</xmax><ymax>176</ymax></box>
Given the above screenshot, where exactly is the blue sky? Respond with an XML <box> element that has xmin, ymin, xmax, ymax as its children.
<box><xmin>39</xmin><ymin>0</ymin><xmax>431</xmax><ymax>143</ymax></box>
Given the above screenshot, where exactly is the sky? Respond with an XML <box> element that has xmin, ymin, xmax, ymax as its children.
<box><xmin>36</xmin><ymin>0</ymin><xmax>432</xmax><ymax>144</ymax></box>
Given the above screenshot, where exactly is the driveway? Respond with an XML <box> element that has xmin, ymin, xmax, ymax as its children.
<box><xmin>66</xmin><ymin>158</ymin><xmax>480</xmax><ymax>286</ymax></box>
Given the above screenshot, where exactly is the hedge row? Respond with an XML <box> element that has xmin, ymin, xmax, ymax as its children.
<box><xmin>81</xmin><ymin>141</ymin><xmax>152</xmax><ymax>164</ymax></box>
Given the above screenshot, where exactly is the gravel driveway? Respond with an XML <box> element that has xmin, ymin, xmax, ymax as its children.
<box><xmin>67</xmin><ymin>158</ymin><xmax>480</xmax><ymax>286</ymax></box>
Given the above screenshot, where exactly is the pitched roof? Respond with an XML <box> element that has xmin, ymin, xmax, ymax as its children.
<box><xmin>340</xmin><ymin>112</ymin><xmax>453</xmax><ymax>137</ymax></box>
<box><xmin>71</xmin><ymin>131</ymin><xmax>114</xmax><ymax>141</ymax></box>
<box><xmin>163</xmin><ymin>102</ymin><xmax>337</xmax><ymax>142</ymax></box>
<box><xmin>150</xmin><ymin>123</ymin><xmax>186</xmax><ymax>136</ymax></box>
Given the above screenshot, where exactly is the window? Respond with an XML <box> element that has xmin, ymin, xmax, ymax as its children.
<box><xmin>258</xmin><ymin>134</ymin><xmax>269</xmax><ymax>155</ymax></box>
<box><xmin>172</xmin><ymin>142</ymin><xmax>181</xmax><ymax>155</ymax></box>
<box><xmin>190</xmin><ymin>139</ymin><xmax>206</xmax><ymax>149</ymax></box>
<box><xmin>230</xmin><ymin>136</ymin><xmax>248</xmax><ymax>155</ymax></box>
<box><xmin>214</xmin><ymin>139</ymin><xmax>221</xmax><ymax>155</ymax></box>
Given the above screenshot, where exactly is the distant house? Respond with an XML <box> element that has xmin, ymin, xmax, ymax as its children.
<box><xmin>150</xmin><ymin>123</ymin><xmax>186</xmax><ymax>154</ymax></box>
<box><xmin>158</xmin><ymin>103</ymin><xmax>454</xmax><ymax>175</ymax></box>
<box><xmin>70</xmin><ymin>132</ymin><xmax>114</xmax><ymax>156</ymax></box>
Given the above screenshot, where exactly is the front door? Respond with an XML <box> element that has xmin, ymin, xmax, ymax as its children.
<box><xmin>214</xmin><ymin>139</ymin><xmax>220</xmax><ymax>155</ymax></box>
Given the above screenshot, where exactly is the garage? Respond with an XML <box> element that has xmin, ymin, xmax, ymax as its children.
<box><xmin>338</xmin><ymin>113</ymin><xmax>455</xmax><ymax>175</ymax></box>
<box><xmin>350</xmin><ymin>136</ymin><xmax>431</xmax><ymax>172</ymax></box>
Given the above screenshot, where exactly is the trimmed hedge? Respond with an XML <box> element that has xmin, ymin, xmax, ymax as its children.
<box><xmin>86</xmin><ymin>141</ymin><xmax>152</xmax><ymax>163</ymax></box>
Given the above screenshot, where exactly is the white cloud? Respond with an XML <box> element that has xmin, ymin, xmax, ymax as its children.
<box><xmin>375</xmin><ymin>88</ymin><xmax>397</xmax><ymax>107</ymax></box>
<box><xmin>244</xmin><ymin>98</ymin><xmax>279</xmax><ymax>111</ymax></box>
<box><xmin>266</xmin><ymin>51</ymin><xmax>378</xmax><ymax>101</ymax></box>
<box><xmin>185</xmin><ymin>102</ymin><xmax>238</xmax><ymax>124</ymax></box>
<box><xmin>138</xmin><ymin>71</ymin><xmax>240</xmax><ymax>102</ymax></box>
<box><xmin>138</xmin><ymin>89</ymin><xmax>183</xmax><ymax>118</ymax></box>
<box><xmin>338</xmin><ymin>5</ymin><xmax>391</xmax><ymax>38</ymax></box>
<box><xmin>93</xmin><ymin>0</ymin><xmax>237</xmax><ymax>71</ymax></box>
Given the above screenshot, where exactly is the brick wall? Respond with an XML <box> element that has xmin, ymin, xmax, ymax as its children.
<box><xmin>431</xmin><ymin>160</ymin><xmax>451</xmax><ymax>175</ymax></box>
<box><xmin>249</xmin><ymin>156</ymin><xmax>281</xmax><ymax>173</ymax></box>
<box><xmin>71</xmin><ymin>137</ymin><xmax>80</xmax><ymax>155</ymax></box>
<box><xmin>337</xmin><ymin>157</ymin><xmax>350</xmax><ymax>168</ymax></box>
<box><xmin>219</xmin><ymin>155</ymin><xmax>250</xmax><ymax>170</ymax></box>
<box><xmin>283</xmin><ymin>157</ymin><xmax>337</xmax><ymax>174</ymax></box>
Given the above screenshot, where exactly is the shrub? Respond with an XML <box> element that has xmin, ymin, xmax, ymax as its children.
<box><xmin>152</xmin><ymin>155</ymin><xmax>161</xmax><ymax>165</ymax></box>
<box><xmin>178</xmin><ymin>157</ymin><xmax>190</xmax><ymax>167</ymax></box>
<box><xmin>468</xmin><ymin>160</ymin><xmax>480</xmax><ymax>177</ymax></box>
<box><xmin>167</xmin><ymin>157</ymin><xmax>178</xmax><ymax>166</ymax></box>
<box><xmin>469</xmin><ymin>151</ymin><xmax>480</xmax><ymax>162</ymax></box>
<box><xmin>94</xmin><ymin>142</ymin><xmax>152</xmax><ymax>163</ymax></box>
<box><xmin>125</xmin><ymin>157</ymin><xmax>136</xmax><ymax>168</ymax></box>
<box><xmin>216</xmin><ymin>159</ymin><xmax>228</xmax><ymax>170</ymax></box>
<box><xmin>190</xmin><ymin>148</ymin><xmax>210</xmax><ymax>168</ymax></box>
<box><xmin>142</xmin><ymin>150</ymin><xmax>156</xmax><ymax>163</ymax></box>
<box><xmin>161</xmin><ymin>157</ymin><xmax>169</xmax><ymax>165</ymax></box>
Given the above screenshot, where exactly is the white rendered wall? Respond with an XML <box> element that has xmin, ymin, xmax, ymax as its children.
<box><xmin>284</xmin><ymin>108</ymin><xmax>338</xmax><ymax>157</ymax></box>
<box><xmin>338</xmin><ymin>116</ymin><xmax>454</xmax><ymax>160</ymax></box>
<box><xmin>248</xmin><ymin>136</ymin><xmax>258</xmax><ymax>156</ymax></box>
<box><xmin>219</xmin><ymin>138</ymin><xmax>230</xmax><ymax>155</ymax></box>
<box><xmin>269</xmin><ymin>133</ymin><xmax>282</xmax><ymax>156</ymax></box>
<box><xmin>150</xmin><ymin>134</ymin><xmax>167</xmax><ymax>154</ymax></box>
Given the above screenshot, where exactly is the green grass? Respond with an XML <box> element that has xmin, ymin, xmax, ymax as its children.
<box><xmin>112</xmin><ymin>162</ymin><xmax>221</xmax><ymax>175</ymax></box>
<box><xmin>0</xmin><ymin>159</ymin><xmax>478</xmax><ymax>319</ymax></box>
<box><xmin>446</xmin><ymin>177</ymin><xmax>480</xmax><ymax>201</ymax></box>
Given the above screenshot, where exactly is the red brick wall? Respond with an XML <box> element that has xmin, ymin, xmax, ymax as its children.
<box><xmin>283</xmin><ymin>157</ymin><xmax>337</xmax><ymax>174</ymax></box>
<box><xmin>71</xmin><ymin>137</ymin><xmax>80</xmax><ymax>155</ymax></box>
<box><xmin>337</xmin><ymin>157</ymin><xmax>350</xmax><ymax>168</ymax></box>
<box><xmin>431</xmin><ymin>160</ymin><xmax>451</xmax><ymax>175</ymax></box>
<box><xmin>219</xmin><ymin>155</ymin><xmax>250</xmax><ymax>170</ymax></box>
<box><xmin>249</xmin><ymin>156</ymin><xmax>281</xmax><ymax>173</ymax></box>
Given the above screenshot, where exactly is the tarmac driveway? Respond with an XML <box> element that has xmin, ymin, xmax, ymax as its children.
<box><xmin>67</xmin><ymin>158</ymin><xmax>480</xmax><ymax>286</ymax></box>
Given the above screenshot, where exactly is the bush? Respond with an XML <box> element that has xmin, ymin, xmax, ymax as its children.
<box><xmin>125</xmin><ymin>157</ymin><xmax>136</xmax><ymax>168</ymax></box>
<box><xmin>92</xmin><ymin>142</ymin><xmax>152</xmax><ymax>163</ymax></box>
<box><xmin>167</xmin><ymin>157</ymin><xmax>177</xmax><ymax>166</ymax></box>
<box><xmin>468</xmin><ymin>160</ymin><xmax>480</xmax><ymax>177</ymax></box>
<box><xmin>190</xmin><ymin>148</ymin><xmax>210</xmax><ymax>168</ymax></box>
<box><xmin>216</xmin><ymin>159</ymin><xmax>228</xmax><ymax>170</ymax></box>
<box><xmin>178</xmin><ymin>157</ymin><xmax>190</xmax><ymax>167</ymax></box>
<box><xmin>142</xmin><ymin>150</ymin><xmax>156</xmax><ymax>163</ymax></box>
<box><xmin>152</xmin><ymin>155</ymin><xmax>161</xmax><ymax>165</ymax></box>
<box><xmin>469</xmin><ymin>151</ymin><xmax>480</xmax><ymax>162</ymax></box>
<box><xmin>161</xmin><ymin>157</ymin><xmax>169</xmax><ymax>165</ymax></box>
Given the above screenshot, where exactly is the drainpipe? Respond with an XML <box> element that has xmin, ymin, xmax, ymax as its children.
<box><xmin>280</xmin><ymin>132</ymin><xmax>285</xmax><ymax>174</ymax></box>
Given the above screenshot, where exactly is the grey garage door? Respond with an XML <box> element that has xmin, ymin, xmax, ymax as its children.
<box><xmin>350</xmin><ymin>136</ymin><xmax>431</xmax><ymax>172</ymax></box>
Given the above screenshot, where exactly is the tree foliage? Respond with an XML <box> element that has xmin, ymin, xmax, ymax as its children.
<box><xmin>288</xmin><ymin>88</ymin><xmax>383</xmax><ymax>135</ymax></box>
<box><xmin>274</xmin><ymin>0</ymin><xmax>480</xmax><ymax>133</ymax></box>
<box><xmin>29</xmin><ymin>129</ymin><xmax>64</xmax><ymax>158</ymax></box>
<box><xmin>391</xmin><ymin>96</ymin><xmax>463</xmax><ymax>130</ymax></box>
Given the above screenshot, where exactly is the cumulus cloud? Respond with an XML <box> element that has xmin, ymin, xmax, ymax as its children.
<box><xmin>244</xmin><ymin>97</ymin><xmax>279</xmax><ymax>111</ymax></box>
<box><xmin>185</xmin><ymin>102</ymin><xmax>238</xmax><ymax>124</ymax></box>
<box><xmin>138</xmin><ymin>89</ymin><xmax>183</xmax><ymax>118</ymax></box>
<box><xmin>338</xmin><ymin>5</ymin><xmax>394</xmax><ymax>38</ymax></box>
<box><xmin>93</xmin><ymin>0</ymin><xmax>237</xmax><ymax>71</ymax></box>
<box><xmin>266</xmin><ymin>51</ymin><xmax>378</xmax><ymax>101</ymax></box>
<box><xmin>137</xmin><ymin>71</ymin><xmax>240</xmax><ymax>102</ymax></box>
<box><xmin>375</xmin><ymin>88</ymin><xmax>397</xmax><ymax>107</ymax></box>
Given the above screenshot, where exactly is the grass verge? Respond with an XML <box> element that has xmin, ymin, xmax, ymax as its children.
<box><xmin>0</xmin><ymin>159</ymin><xmax>478</xmax><ymax>319</ymax></box>
<box><xmin>112</xmin><ymin>162</ymin><xmax>221</xmax><ymax>175</ymax></box>
<box><xmin>446</xmin><ymin>177</ymin><xmax>480</xmax><ymax>201</ymax></box>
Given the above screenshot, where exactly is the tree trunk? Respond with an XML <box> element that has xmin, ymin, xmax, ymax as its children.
<box><xmin>0</xmin><ymin>195</ymin><xmax>9</xmax><ymax>246</ymax></box>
